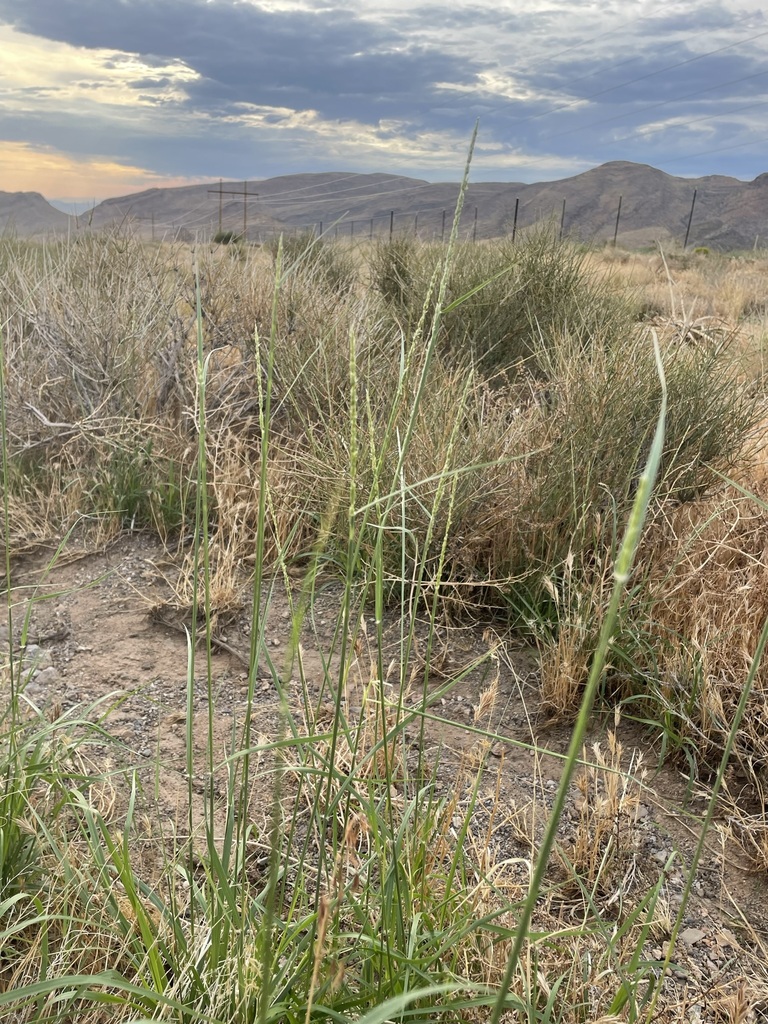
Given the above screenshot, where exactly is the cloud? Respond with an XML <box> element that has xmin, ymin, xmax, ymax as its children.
<box><xmin>0</xmin><ymin>0</ymin><xmax>767</xmax><ymax>192</ymax></box>
<box><xmin>0</xmin><ymin>139</ymin><xmax>208</xmax><ymax>198</ymax></box>
<box><xmin>0</xmin><ymin>0</ymin><xmax>475</xmax><ymax>124</ymax></box>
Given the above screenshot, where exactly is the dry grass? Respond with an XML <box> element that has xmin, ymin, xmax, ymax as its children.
<box><xmin>2</xmin><ymin>232</ymin><xmax>766</xmax><ymax>764</ymax></box>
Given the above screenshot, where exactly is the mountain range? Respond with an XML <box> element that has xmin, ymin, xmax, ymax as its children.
<box><xmin>2</xmin><ymin>161</ymin><xmax>766</xmax><ymax>251</ymax></box>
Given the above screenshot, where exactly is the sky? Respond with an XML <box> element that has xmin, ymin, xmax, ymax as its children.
<box><xmin>0</xmin><ymin>0</ymin><xmax>767</xmax><ymax>207</ymax></box>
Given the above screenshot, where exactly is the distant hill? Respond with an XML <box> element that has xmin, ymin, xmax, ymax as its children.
<box><xmin>0</xmin><ymin>191</ymin><xmax>71</xmax><ymax>236</ymax></box>
<box><xmin>4</xmin><ymin>161</ymin><xmax>767</xmax><ymax>250</ymax></box>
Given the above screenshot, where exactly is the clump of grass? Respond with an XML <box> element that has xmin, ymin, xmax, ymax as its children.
<box><xmin>266</xmin><ymin>230</ymin><xmax>357</xmax><ymax>296</ymax></box>
<box><xmin>370</xmin><ymin>229</ymin><xmax>636</xmax><ymax>380</ymax></box>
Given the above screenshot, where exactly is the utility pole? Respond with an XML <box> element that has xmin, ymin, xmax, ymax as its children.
<box><xmin>683</xmin><ymin>189</ymin><xmax>697</xmax><ymax>250</ymax></box>
<box><xmin>207</xmin><ymin>182</ymin><xmax>258</xmax><ymax>240</ymax></box>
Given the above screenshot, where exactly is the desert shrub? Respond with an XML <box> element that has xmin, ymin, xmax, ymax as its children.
<box><xmin>266</xmin><ymin>230</ymin><xmax>357</xmax><ymax>295</ymax></box>
<box><xmin>0</xmin><ymin>231</ymin><xmax>184</xmax><ymax>427</ymax></box>
<box><xmin>369</xmin><ymin>235</ymin><xmax>416</xmax><ymax>307</ymax></box>
<box><xmin>213</xmin><ymin>229</ymin><xmax>241</xmax><ymax>244</ymax></box>
<box><xmin>499</xmin><ymin>325</ymin><xmax>757</xmax><ymax>613</ymax></box>
<box><xmin>370</xmin><ymin>231</ymin><xmax>635</xmax><ymax>379</ymax></box>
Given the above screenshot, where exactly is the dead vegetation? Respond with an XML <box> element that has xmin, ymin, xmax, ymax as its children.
<box><xmin>1</xmin><ymin>228</ymin><xmax>768</xmax><ymax>1021</ymax></box>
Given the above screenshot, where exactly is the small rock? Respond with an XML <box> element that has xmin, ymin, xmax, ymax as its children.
<box><xmin>23</xmin><ymin>645</ymin><xmax>52</xmax><ymax>672</ymax></box>
<box><xmin>716</xmin><ymin>928</ymin><xmax>740</xmax><ymax>950</ymax></box>
<box><xmin>140</xmin><ymin>747</ymin><xmax>152</xmax><ymax>758</ymax></box>
<box><xmin>680</xmin><ymin>927</ymin><xmax>706</xmax><ymax>946</ymax></box>
<box><xmin>32</xmin><ymin>666</ymin><xmax>61</xmax><ymax>690</ymax></box>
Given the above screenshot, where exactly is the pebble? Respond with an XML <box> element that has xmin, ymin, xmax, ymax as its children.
<box><xmin>23</xmin><ymin>645</ymin><xmax>52</xmax><ymax>672</ymax></box>
<box><xmin>32</xmin><ymin>666</ymin><xmax>61</xmax><ymax>690</ymax></box>
<box><xmin>680</xmin><ymin>927</ymin><xmax>706</xmax><ymax>946</ymax></box>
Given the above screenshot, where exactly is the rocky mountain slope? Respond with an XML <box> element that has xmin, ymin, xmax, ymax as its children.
<box><xmin>3</xmin><ymin>161</ymin><xmax>765</xmax><ymax>250</ymax></box>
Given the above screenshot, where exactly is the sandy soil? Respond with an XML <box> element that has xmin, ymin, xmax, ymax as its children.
<box><xmin>4</xmin><ymin>532</ymin><xmax>768</xmax><ymax>1019</ymax></box>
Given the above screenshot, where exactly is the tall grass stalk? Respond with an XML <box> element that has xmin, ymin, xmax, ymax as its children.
<box><xmin>490</xmin><ymin>329</ymin><xmax>669</xmax><ymax>1024</ymax></box>
<box><xmin>0</xmin><ymin>325</ymin><xmax>15</xmax><ymax>727</ymax></box>
<box><xmin>640</xmin><ymin>609</ymin><xmax>768</xmax><ymax>1022</ymax></box>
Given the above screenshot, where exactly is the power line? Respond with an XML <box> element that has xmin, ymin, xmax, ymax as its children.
<box><xmin>538</xmin><ymin>69</ymin><xmax>768</xmax><ymax>142</ymax></box>
<box><xmin>655</xmin><ymin>133</ymin><xmax>768</xmax><ymax>167</ymax></box>
<box><xmin>255</xmin><ymin>179</ymin><xmax>439</xmax><ymax>207</ymax></box>
<box><xmin>494</xmin><ymin>26</ymin><xmax>768</xmax><ymax>128</ymax></box>
<box><xmin>244</xmin><ymin>173</ymin><xmax>411</xmax><ymax>203</ymax></box>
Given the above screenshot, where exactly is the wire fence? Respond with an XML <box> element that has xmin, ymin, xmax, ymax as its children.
<box><xmin>50</xmin><ymin>181</ymin><xmax>765</xmax><ymax>252</ymax></box>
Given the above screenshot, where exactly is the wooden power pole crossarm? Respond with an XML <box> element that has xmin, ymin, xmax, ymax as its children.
<box><xmin>207</xmin><ymin>182</ymin><xmax>259</xmax><ymax>238</ymax></box>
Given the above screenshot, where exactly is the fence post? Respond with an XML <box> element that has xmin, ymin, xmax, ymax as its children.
<box><xmin>370</xmin><ymin>218</ymin><xmax>374</xmax><ymax>240</ymax></box>
<box><xmin>243</xmin><ymin>181</ymin><xmax>247</xmax><ymax>240</ymax></box>
<box><xmin>389</xmin><ymin>210</ymin><xmax>394</xmax><ymax>241</ymax></box>
<box><xmin>472</xmin><ymin>206</ymin><xmax>478</xmax><ymax>242</ymax></box>
<box><xmin>414</xmin><ymin>212</ymin><xmax>418</xmax><ymax>236</ymax></box>
<box><xmin>559</xmin><ymin>198</ymin><xmax>566</xmax><ymax>241</ymax></box>
<box><xmin>613</xmin><ymin>195</ymin><xmax>622</xmax><ymax>247</ymax></box>
<box><xmin>218</xmin><ymin>179</ymin><xmax>223</xmax><ymax>234</ymax></box>
<box><xmin>683</xmin><ymin>189</ymin><xmax>697</xmax><ymax>249</ymax></box>
<box><xmin>512</xmin><ymin>197</ymin><xmax>519</xmax><ymax>242</ymax></box>
<box><xmin>441</xmin><ymin>209</ymin><xmax>446</xmax><ymax>242</ymax></box>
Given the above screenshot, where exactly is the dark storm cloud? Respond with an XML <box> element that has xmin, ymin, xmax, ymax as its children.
<box><xmin>2</xmin><ymin>0</ymin><xmax>767</xmax><ymax>185</ymax></box>
<box><xmin>646</xmin><ymin>3</ymin><xmax>764</xmax><ymax>34</ymax></box>
<box><xmin>0</xmin><ymin>0</ymin><xmax>480</xmax><ymax>125</ymax></box>
<box><xmin>542</xmin><ymin>49</ymin><xmax>768</xmax><ymax>109</ymax></box>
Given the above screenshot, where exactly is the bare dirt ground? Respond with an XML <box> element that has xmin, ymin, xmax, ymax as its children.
<box><xmin>5</xmin><ymin>533</ymin><xmax>768</xmax><ymax>1020</ymax></box>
